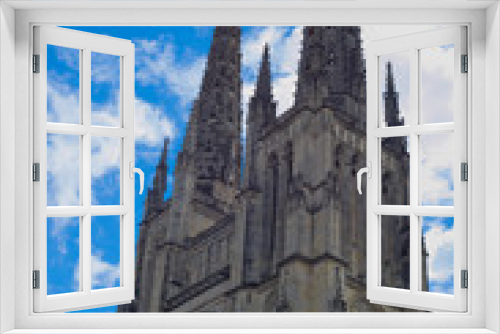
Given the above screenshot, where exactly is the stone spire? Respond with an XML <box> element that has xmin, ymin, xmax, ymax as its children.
<box><xmin>194</xmin><ymin>26</ymin><xmax>242</xmax><ymax>196</ymax></box>
<box><xmin>383</xmin><ymin>62</ymin><xmax>403</xmax><ymax>127</ymax></box>
<box><xmin>255</xmin><ymin>44</ymin><xmax>272</xmax><ymax>101</ymax></box>
<box><xmin>294</xmin><ymin>27</ymin><xmax>366</xmax><ymax>122</ymax></box>
<box><xmin>145</xmin><ymin>137</ymin><xmax>169</xmax><ymax>217</ymax></box>
<box><xmin>382</xmin><ymin>62</ymin><xmax>407</xmax><ymax>154</ymax></box>
<box><xmin>248</xmin><ymin>44</ymin><xmax>276</xmax><ymax>130</ymax></box>
<box><xmin>245</xmin><ymin>44</ymin><xmax>277</xmax><ymax>188</ymax></box>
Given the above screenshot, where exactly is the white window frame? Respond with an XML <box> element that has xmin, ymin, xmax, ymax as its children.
<box><xmin>365</xmin><ymin>26</ymin><xmax>467</xmax><ymax>313</ymax></box>
<box><xmin>0</xmin><ymin>1</ymin><xmax>498</xmax><ymax>333</ymax></box>
<box><xmin>32</xmin><ymin>26</ymin><xmax>136</xmax><ymax>313</ymax></box>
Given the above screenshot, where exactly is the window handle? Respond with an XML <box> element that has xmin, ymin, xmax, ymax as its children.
<box><xmin>129</xmin><ymin>162</ymin><xmax>144</xmax><ymax>195</ymax></box>
<box><xmin>357</xmin><ymin>162</ymin><xmax>371</xmax><ymax>195</ymax></box>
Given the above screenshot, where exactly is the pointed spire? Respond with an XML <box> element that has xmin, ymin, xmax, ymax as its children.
<box><xmin>199</xmin><ymin>27</ymin><xmax>241</xmax><ymax>101</ymax></box>
<box><xmin>244</xmin><ymin>44</ymin><xmax>277</xmax><ymax>188</ymax></box>
<box><xmin>384</xmin><ymin>62</ymin><xmax>403</xmax><ymax>127</ymax></box>
<box><xmin>195</xmin><ymin>26</ymin><xmax>242</xmax><ymax>193</ymax></box>
<box><xmin>383</xmin><ymin>62</ymin><xmax>407</xmax><ymax>153</ymax></box>
<box><xmin>386</xmin><ymin>62</ymin><xmax>396</xmax><ymax>94</ymax></box>
<box><xmin>248</xmin><ymin>44</ymin><xmax>276</xmax><ymax>128</ymax></box>
<box><xmin>145</xmin><ymin>137</ymin><xmax>169</xmax><ymax>217</ymax></box>
<box><xmin>255</xmin><ymin>43</ymin><xmax>272</xmax><ymax>100</ymax></box>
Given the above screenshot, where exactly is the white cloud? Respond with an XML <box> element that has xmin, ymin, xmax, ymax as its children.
<box><xmin>135</xmin><ymin>98</ymin><xmax>176</xmax><ymax>144</ymax></box>
<box><xmin>73</xmin><ymin>253</ymin><xmax>121</xmax><ymax>290</ymax></box>
<box><xmin>91</xmin><ymin>253</ymin><xmax>121</xmax><ymax>289</ymax></box>
<box><xmin>47</xmin><ymin>81</ymin><xmax>80</xmax><ymax>124</ymax></box>
<box><xmin>91</xmin><ymin>52</ymin><xmax>121</xmax><ymax>85</ymax></box>
<box><xmin>47</xmin><ymin>133</ymin><xmax>80</xmax><ymax>207</ymax></box>
<box><xmin>90</xmin><ymin>136</ymin><xmax>121</xmax><ymax>178</ymax></box>
<box><xmin>48</xmin><ymin>217</ymin><xmax>79</xmax><ymax>256</ymax></box>
<box><xmin>421</xmin><ymin>133</ymin><xmax>454</xmax><ymax>206</ymax></box>
<box><xmin>241</xmin><ymin>82</ymin><xmax>255</xmax><ymax>138</ymax></box>
<box><xmin>273</xmin><ymin>73</ymin><xmax>298</xmax><ymax>116</ymax></box>
<box><xmin>135</xmin><ymin>39</ymin><xmax>207</xmax><ymax>107</ymax></box>
<box><xmin>425</xmin><ymin>224</ymin><xmax>454</xmax><ymax>284</ymax></box>
<box><xmin>420</xmin><ymin>45</ymin><xmax>454</xmax><ymax>124</ymax></box>
<box><xmin>91</xmin><ymin>98</ymin><xmax>120</xmax><ymax>128</ymax></box>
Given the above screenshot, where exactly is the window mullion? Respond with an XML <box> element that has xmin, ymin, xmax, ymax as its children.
<box><xmin>79</xmin><ymin>47</ymin><xmax>84</xmax><ymax>295</ymax></box>
<box><xmin>90</xmin><ymin>205</ymin><xmax>128</xmax><ymax>216</ymax></box>
<box><xmin>82</xmin><ymin>47</ymin><xmax>92</xmax><ymax>294</ymax></box>
<box><xmin>411</xmin><ymin>206</ymin><xmax>454</xmax><ymax>217</ymax></box>
<box><xmin>372</xmin><ymin>205</ymin><xmax>411</xmax><ymax>216</ymax></box>
<box><xmin>46</xmin><ymin>206</ymin><xmax>89</xmax><ymax>217</ymax></box>
<box><xmin>372</xmin><ymin>126</ymin><xmax>411</xmax><ymax>138</ymax></box>
<box><xmin>409</xmin><ymin>46</ymin><xmax>419</xmax><ymax>294</ymax></box>
<box><xmin>413</xmin><ymin>123</ymin><xmax>454</xmax><ymax>135</ymax></box>
<box><xmin>82</xmin><ymin>214</ymin><xmax>91</xmax><ymax>293</ymax></box>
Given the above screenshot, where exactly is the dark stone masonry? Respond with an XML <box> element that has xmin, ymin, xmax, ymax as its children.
<box><xmin>118</xmin><ymin>26</ymin><xmax>425</xmax><ymax>312</ymax></box>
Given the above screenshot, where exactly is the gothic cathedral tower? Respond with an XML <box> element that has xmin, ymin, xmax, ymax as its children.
<box><xmin>194</xmin><ymin>27</ymin><xmax>242</xmax><ymax>208</ymax></box>
<box><xmin>121</xmin><ymin>26</ymin><xmax>421</xmax><ymax>313</ymax></box>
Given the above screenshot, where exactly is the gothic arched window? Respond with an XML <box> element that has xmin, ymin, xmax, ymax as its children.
<box><xmin>334</xmin><ymin>144</ymin><xmax>343</xmax><ymax>169</ymax></box>
<box><xmin>350</xmin><ymin>154</ymin><xmax>358</xmax><ymax>176</ymax></box>
<box><xmin>382</xmin><ymin>171</ymin><xmax>390</xmax><ymax>197</ymax></box>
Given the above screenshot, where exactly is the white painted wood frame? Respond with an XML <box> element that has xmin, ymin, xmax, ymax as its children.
<box><xmin>366</xmin><ymin>26</ymin><xmax>467</xmax><ymax>312</ymax></box>
<box><xmin>32</xmin><ymin>26</ymin><xmax>136</xmax><ymax>313</ymax></box>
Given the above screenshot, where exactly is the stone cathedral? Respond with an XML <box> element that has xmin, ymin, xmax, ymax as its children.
<box><xmin>118</xmin><ymin>26</ymin><xmax>424</xmax><ymax>313</ymax></box>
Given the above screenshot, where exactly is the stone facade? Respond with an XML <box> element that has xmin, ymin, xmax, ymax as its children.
<box><xmin>118</xmin><ymin>26</ymin><xmax>426</xmax><ymax>313</ymax></box>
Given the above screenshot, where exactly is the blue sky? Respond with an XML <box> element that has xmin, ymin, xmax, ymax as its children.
<box><xmin>45</xmin><ymin>26</ymin><xmax>455</xmax><ymax>313</ymax></box>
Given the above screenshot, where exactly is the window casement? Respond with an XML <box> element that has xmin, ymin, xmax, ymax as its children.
<box><xmin>361</xmin><ymin>26</ymin><xmax>468</xmax><ymax>312</ymax></box>
<box><xmin>32</xmin><ymin>26</ymin><xmax>141</xmax><ymax>312</ymax></box>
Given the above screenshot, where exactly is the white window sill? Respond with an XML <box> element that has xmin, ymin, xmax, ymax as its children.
<box><xmin>3</xmin><ymin>330</ymin><xmax>498</xmax><ymax>334</ymax></box>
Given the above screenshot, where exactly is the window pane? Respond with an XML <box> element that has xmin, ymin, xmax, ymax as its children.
<box><xmin>421</xmin><ymin>216</ymin><xmax>454</xmax><ymax>295</ymax></box>
<box><xmin>47</xmin><ymin>45</ymin><xmax>80</xmax><ymax>124</ymax></box>
<box><xmin>379</xmin><ymin>51</ymin><xmax>409</xmax><ymax>127</ymax></box>
<box><xmin>420</xmin><ymin>133</ymin><xmax>454</xmax><ymax>206</ymax></box>
<box><xmin>381</xmin><ymin>215</ymin><xmax>410</xmax><ymax>290</ymax></box>
<box><xmin>381</xmin><ymin>136</ymin><xmax>410</xmax><ymax>205</ymax></box>
<box><xmin>47</xmin><ymin>133</ymin><xmax>80</xmax><ymax>206</ymax></box>
<box><xmin>91</xmin><ymin>136</ymin><xmax>121</xmax><ymax>205</ymax></box>
<box><xmin>420</xmin><ymin>44</ymin><xmax>454</xmax><ymax>124</ymax></box>
<box><xmin>91</xmin><ymin>216</ymin><xmax>121</xmax><ymax>290</ymax></box>
<box><xmin>91</xmin><ymin>52</ymin><xmax>121</xmax><ymax>127</ymax></box>
<box><xmin>47</xmin><ymin>217</ymin><xmax>80</xmax><ymax>295</ymax></box>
